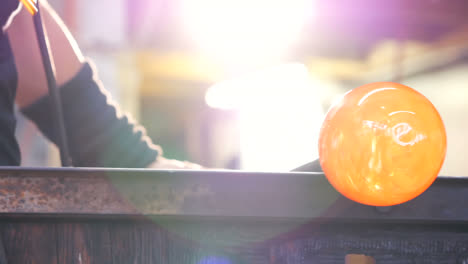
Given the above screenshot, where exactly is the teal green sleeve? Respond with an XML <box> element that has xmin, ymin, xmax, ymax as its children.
<box><xmin>22</xmin><ymin>61</ymin><xmax>161</xmax><ymax>168</ymax></box>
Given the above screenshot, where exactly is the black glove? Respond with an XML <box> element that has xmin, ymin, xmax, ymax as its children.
<box><xmin>0</xmin><ymin>32</ymin><xmax>20</xmax><ymax>165</ymax></box>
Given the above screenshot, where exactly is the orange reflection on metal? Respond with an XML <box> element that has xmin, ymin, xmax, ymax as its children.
<box><xmin>319</xmin><ymin>82</ymin><xmax>446</xmax><ymax>206</ymax></box>
<box><xmin>20</xmin><ymin>0</ymin><xmax>38</xmax><ymax>15</ymax></box>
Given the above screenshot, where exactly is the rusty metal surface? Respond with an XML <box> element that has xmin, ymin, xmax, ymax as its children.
<box><xmin>0</xmin><ymin>170</ymin><xmax>135</xmax><ymax>214</ymax></box>
<box><xmin>0</xmin><ymin>167</ymin><xmax>467</xmax><ymax>221</ymax></box>
<box><xmin>0</xmin><ymin>168</ymin><xmax>219</xmax><ymax>216</ymax></box>
<box><xmin>0</xmin><ymin>167</ymin><xmax>338</xmax><ymax>217</ymax></box>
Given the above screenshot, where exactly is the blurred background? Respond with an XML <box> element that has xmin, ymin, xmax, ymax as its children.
<box><xmin>16</xmin><ymin>0</ymin><xmax>468</xmax><ymax>176</ymax></box>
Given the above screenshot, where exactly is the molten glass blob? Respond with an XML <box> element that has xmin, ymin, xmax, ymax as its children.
<box><xmin>319</xmin><ymin>82</ymin><xmax>447</xmax><ymax>206</ymax></box>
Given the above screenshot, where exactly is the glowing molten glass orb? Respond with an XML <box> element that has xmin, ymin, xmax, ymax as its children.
<box><xmin>319</xmin><ymin>82</ymin><xmax>447</xmax><ymax>206</ymax></box>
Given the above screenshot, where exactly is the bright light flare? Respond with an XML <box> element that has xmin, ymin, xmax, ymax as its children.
<box><xmin>180</xmin><ymin>0</ymin><xmax>311</xmax><ymax>67</ymax></box>
<box><xmin>205</xmin><ymin>63</ymin><xmax>325</xmax><ymax>171</ymax></box>
<box><xmin>205</xmin><ymin>63</ymin><xmax>316</xmax><ymax>109</ymax></box>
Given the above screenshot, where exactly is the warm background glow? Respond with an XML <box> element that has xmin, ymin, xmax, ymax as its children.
<box><xmin>17</xmin><ymin>0</ymin><xmax>468</xmax><ymax>176</ymax></box>
<box><xmin>206</xmin><ymin>63</ymin><xmax>325</xmax><ymax>170</ymax></box>
<box><xmin>180</xmin><ymin>0</ymin><xmax>310</xmax><ymax>69</ymax></box>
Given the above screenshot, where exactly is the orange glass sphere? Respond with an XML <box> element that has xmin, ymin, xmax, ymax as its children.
<box><xmin>319</xmin><ymin>82</ymin><xmax>446</xmax><ymax>206</ymax></box>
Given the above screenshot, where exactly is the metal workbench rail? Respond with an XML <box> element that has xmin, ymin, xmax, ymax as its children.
<box><xmin>0</xmin><ymin>167</ymin><xmax>467</xmax><ymax>222</ymax></box>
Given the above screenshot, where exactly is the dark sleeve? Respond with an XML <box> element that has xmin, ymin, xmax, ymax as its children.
<box><xmin>21</xmin><ymin>61</ymin><xmax>161</xmax><ymax>168</ymax></box>
<box><xmin>0</xmin><ymin>34</ymin><xmax>20</xmax><ymax>166</ymax></box>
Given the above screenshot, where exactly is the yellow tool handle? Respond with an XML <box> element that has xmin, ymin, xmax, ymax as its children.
<box><xmin>19</xmin><ymin>0</ymin><xmax>38</xmax><ymax>15</ymax></box>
